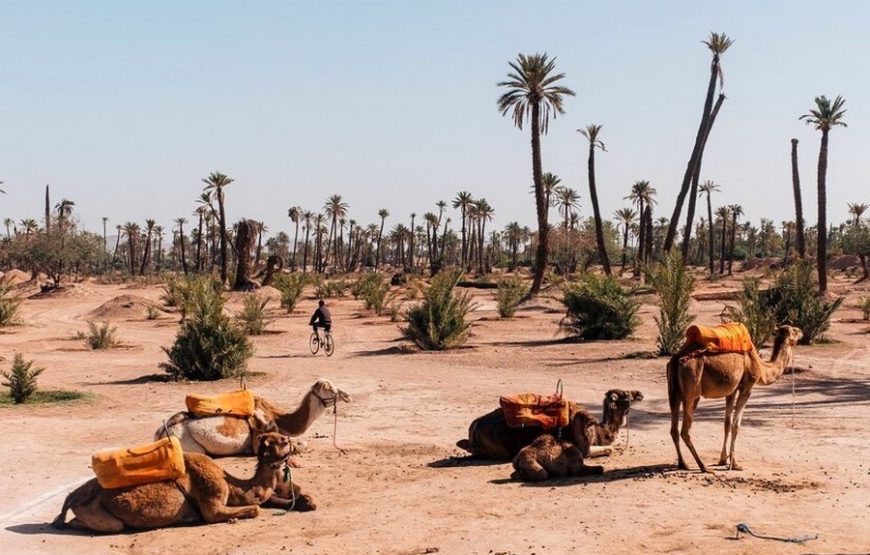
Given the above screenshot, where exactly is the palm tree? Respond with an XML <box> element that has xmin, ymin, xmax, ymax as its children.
<box><xmin>194</xmin><ymin>192</ymin><xmax>214</xmax><ymax>273</ymax></box>
<box><xmin>790</xmin><ymin>139</ymin><xmax>807</xmax><ymax>258</ymax></box>
<box><xmin>540</xmin><ymin>172</ymin><xmax>561</xmax><ymax>215</ymax></box>
<box><xmin>408</xmin><ymin>213</ymin><xmax>416</xmax><ymax>270</ymax></box>
<box><xmin>665</xmin><ymin>32</ymin><xmax>733</xmax><ymax>252</ymax></box>
<box><xmin>288</xmin><ymin>206</ymin><xmax>301</xmax><ymax>270</ymax></box>
<box><xmin>122</xmin><ymin>222</ymin><xmax>140</xmax><ymax>276</ymax></box>
<box><xmin>323</xmin><ymin>195</ymin><xmax>349</xmax><ymax>271</ymax></box>
<box><xmin>625</xmin><ymin>180</ymin><xmax>657</xmax><ymax>268</ymax></box>
<box><xmin>847</xmin><ymin>202</ymin><xmax>868</xmax><ymax>226</ymax></box>
<box><xmin>782</xmin><ymin>221</ymin><xmax>795</xmax><ymax>263</ymax></box>
<box><xmin>140</xmin><ymin>219</ymin><xmax>156</xmax><ymax>275</ymax></box>
<box><xmin>800</xmin><ymin>95</ymin><xmax>847</xmax><ymax>292</ymax></box>
<box><xmin>174</xmin><ymin>218</ymin><xmax>188</xmax><ymax>275</ymax></box>
<box><xmin>375</xmin><ymin>209</ymin><xmax>389</xmax><ymax>270</ymax></box>
<box><xmin>727</xmin><ymin>205</ymin><xmax>743</xmax><ymax>275</ymax></box>
<box><xmin>154</xmin><ymin>225</ymin><xmax>164</xmax><ymax>268</ymax></box>
<box><xmin>201</xmin><ymin>172</ymin><xmax>234</xmax><ymax>283</ymax></box>
<box><xmin>698</xmin><ymin>180</ymin><xmax>721</xmax><ymax>276</ymax></box>
<box><xmin>112</xmin><ymin>224</ymin><xmax>122</xmax><ymax>266</ymax></box>
<box><xmin>3</xmin><ymin>217</ymin><xmax>12</xmax><ymax>239</ymax></box>
<box><xmin>55</xmin><ymin>198</ymin><xmax>75</xmax><ymax>240</ymax></box>
<box><xmin>498</xmin><ymin>52</ymin><xmax>575</xmax><ymax>295</ymax></box>
<box><xmin>555</xmin><ymin>186</ymin><xmax>580</xmax><ymax>275</ymax></box>
<box><xmin>614</xmin><ymin>208</ymin><xmax>637</xmax><ymax>274</ymax></box>
<box><xmin>474</xmin><ymin>199</ymin><xmax>494</xmax><ymax>274</ymax></box>
<box><xmin>715</xmin><ymin>206</ymin><xmax>730</xmax><ymax>274</ymax></box>
<box><xmin>453</xmin><ymin>191</ymin><xmax>473</xmax><ymax>268</ymax></box>
<box><xmin>101</xmin><ymin>217</ymin><xmax>109</xmax><ymax>269</ymax></box>
<box><xmin>578</xmin><ymin>124</ymin><xmax>611</xmax><ymax>275</ymax></box>
<box><xmin>302</xmin><ymin>211</ymin><xmax>313</xmax><ymax>273</ymax></box>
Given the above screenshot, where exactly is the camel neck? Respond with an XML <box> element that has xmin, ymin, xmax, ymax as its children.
<box><xmin>756</xmin><ymin>336</ymin><xmax>792</xmax><ymax>385</ymax></box>
<box><xmin>275</xmin><ymin>390</ymin><xmax>326</xmax><ymax>435</ymax></box>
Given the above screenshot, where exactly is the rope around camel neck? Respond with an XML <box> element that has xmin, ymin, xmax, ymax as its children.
<box><xmin>333</xmin><ymin>403</ymin><xmax>346</xmax><ymax>455</ymax></box>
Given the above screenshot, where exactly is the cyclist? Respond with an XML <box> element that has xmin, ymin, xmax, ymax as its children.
<box><xmin>309</xmin><ymin>299</ymin><xmax>332</xmax><ymax>336</ymax></box>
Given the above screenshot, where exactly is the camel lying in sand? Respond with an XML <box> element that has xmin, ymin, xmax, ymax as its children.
<box><xmin>52</xmin><ymin>432</ymin><xmax>314</xmax><ymax>533</ymax></box>
<box><xmin>457</xmin><ymin>389</ymin><xmax>643</xmax><ymax>460</ymax></box>
<box><xmin>157</xmin><ymin>378</ymin><xmax>351</xmax><ymax>456</ymax></box>
<box><xmin>512</xmin><ymin>434</ymin><xmax>604</xmax><ymax>482</ymax></box>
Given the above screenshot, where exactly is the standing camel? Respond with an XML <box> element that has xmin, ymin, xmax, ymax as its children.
<box><xmin>667</xmin><ymin>325</ymin><xmax>802</xmax><ymax>473</ymax></box>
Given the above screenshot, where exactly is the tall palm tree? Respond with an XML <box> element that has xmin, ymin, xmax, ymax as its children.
<box><xmin>101</xmin><ymin>217</ymin><xmax>109</xmax><ymax>269</ymax></box>
<box><xmin>727</xmin><ymin>204</ymin><xmax>743</xmax><ymax>275</ymax></box>
<box><xmin>540</xmin><ymin>172</ymin><xmax>561</xmax><ymax>217</ymax></box>
<box><xmin>55</xmin><ymin>198</ymin><xmax>75</xmax><ymax>239</ymax></box>
<box><xmin>715</xmin><ymin>206</ymin><xmax>730</xmax><ymax>274</ymax></box>
<box><xmin>122</xmin><ymin>222</ymin><xmax>140</xmax><ymax>276</ymax></box>
<box><xmin>408</xmin><ymin>213</ymin><xmax>416</xmax><ymax>270</ymax></box>
<box><xmin>375</xmin><ymin>208</ymin><xmax>389</xmax><ymax>270</ymax></box>
<box><xmin>288</xmin><ymin>206</ymin><xmax>301</xmax><ymax>270</ymax></box>
<box><xmin>140</xmin><ymin>219</ymin><xmax>156</xmax><ymax>275</ymax></box>
<box><xmin>847</xmin><ymin>202</ymin><xmax>868</xmax><ymax>226</ymax></box>
<box><xmin>452</xmin><ymin>191</ymin><xmax>473</xmax><ymax>268</ymax></box>
<box><xmin>194</xmin><ymin>192</ymin><xmax>214</xmax><ymax>273</ymax></box>
<box><xmin>625</xmin><ymin>180</ymin><xmax>657</xmax><ymax>268</ymax></box>
<box><xmin>201</xmin><ymin>172</ymin><xmax>234</xmax><ymax>283</ymax></box>
<box><xmin>302</xmin><ymin>211</ymin><xmax>313</xmax><ymax>273</ymax></box>
<box><xmin>614</xmin><ymin>207</ymin><xmax>637</xmax><ymax>274</ymax></box>
<box><xmin>790</xmin><ymin>139</ymin><xmax>807</xmax><ymax>258</ymax></box>
<box><xmin>665</xmin><ymin>32</ymin><xmax>733</xmax><ymax>252</ymax></box>
<box><xmin>323</xmin><ymin>194</ymin><xmax>349</xmax><ymax>271</ymax></box>
<box><xmin>800</xmin><ymin>95</ymin><xmax>847</xmax><ymax>292</ymax></box>
<box><xmin>578</xmin><ymin>124</ymin><xmax>611</xmax><ymax>275</ymax></box>
<box><xmin>154</xmin><ymin>225</ymin><xmax>164</xmax><ymax>268</ymax></box>
<box><xmin>112</xmin><ymin>224</ymin><xmax>122</xmax><ymax>266</ymax></box>
<box><xmin>3</xmin><ymin>217</ymin><xmax>12</xmax><ymax>239</ymax></box>
<box><xmin>555</xmin><ymin>186</ymin><xmax>580</xmax><ymax>275</ymax></box>
<box><xmin>498</xmin><ymin>52</ymin><xmax>575</xmax><ymax>295</ymax></box>
<box><xmin>698</xmin><ymin>180</ymin><xmax>721</xmax><ymax>276</ymax></box>
<box><xmin>474</xmin><ymin>199</ymin><xmax>494</xmax><ymax>274</ymax></box>
<box><xmin>174</xmin><ymin>218</ymin><xmax>188</xmax><ymax>275</ymax></box>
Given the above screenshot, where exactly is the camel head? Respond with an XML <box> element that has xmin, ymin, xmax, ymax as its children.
<box><xmin>775</xmin><ymin>325</ymin><xmax>803</xmax><ymax>346</ymax></box>
<box><xmin>601</xmin><ymin>389</ymin><xmax>643</xmax><ymax>427</ymax></box>
<box><xmin>255</xmin><ymin>431</ymin><xmax>296</xmax><ymax>468</ymax></box>
<box><xmin>311</xmin><ymin>378</ymin><xmax>352</xmax><ymax>407</ymax></box>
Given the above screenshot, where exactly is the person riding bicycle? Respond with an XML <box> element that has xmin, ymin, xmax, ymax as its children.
<box><xmin>309</xmin><ymin>299</ymin><xmax>332</xmax><ymax>335</ymax></box>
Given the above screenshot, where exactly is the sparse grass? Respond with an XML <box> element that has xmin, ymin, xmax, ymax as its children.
<box><xmin>0</xmin><ymin>389</ymin><xmax>93</xmax><ymax>407</ymax></box>
<box><xmin>860</xmin><ymin>297</ymin><xmax>870</xmax><ymax>321</ymax></box>
<box><xmin>236</xmin><ymin>293</ymin><xmax>274</xmax><ymax>335</ymax></box>
<box><xmin>496</xmin><ymin>277</ymin><xmax>526</xmax><ymax>318</ymax></box>
<box><xmin>1</xmin><ymin>353</ymin><xmax>45</xmax><ymax>403</ymax></box>
<box><xmin>351</xmin><ymin>272</ymin><xmax>382</xmax><ymax>300</ymax></box>
<box><xmin>560</xmin><ymin>275</ymin><xmax>640</xmax><ymax>340</ymax></box>
<box><xmin>357</xmin><ymin>273</ymin><xmax>397</xmax><ymax>316</ymax></box>
<box><xmin>314</xmin><ymin>278</ymin><xmax>347</xmax><ymax>298</ymax></box>
<box><xmin>85</xmin><ymin>321</ymin><xmax>118</xmax><ymax>350</ymax></box>
<box><xmin>646</xmin><ymin>251</ymin><xmax>695</xmax><ymax>356</ymax></box>
<box><xmin>403</xmin><ymin>270</ymin><xmax>473</xmax><ymax>350</ymax></box>
<box><xmin>272</xmin><ymin>273</ymin><xmax>308</xmax><ymax>313</ymax></box>
<box><xmin>160</xmin><ymin>276</ymin><xmax>185</xmax><ymax>307</ymax></box>
<box><xmin>0</xmin><ymin>283</ymin><xmax>23</xmax><ymax>327</ymax></box>
<box><xmin>146</xmin><ymin>306</ymin><xmax>160</xmax><ymax>320</ymax></box>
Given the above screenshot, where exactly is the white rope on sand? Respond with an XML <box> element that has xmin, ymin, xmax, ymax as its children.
<box><xmin>0</xmin><ymin>476</ymin><xmax>90</xmax><ymax>526</ymax></box>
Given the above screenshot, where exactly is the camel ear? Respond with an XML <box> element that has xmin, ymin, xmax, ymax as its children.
<box><xmin>262</xmin><ymin>420</ymin><xmax>279</xmax><ymax>434</ymax></box>
<box><xmin>631</xmin><ymin>391</ymin><xmax>644</xmax><ymax>401</ymax></box>
<box><xmin>257</xmin><ymin>434</ymin><xmax>273</xmax><ymax>448</ymax></box>
<box><xmin>609</xmin><ymin>392</ymin><xmax>619</xmax><ymax>402</ymax></box>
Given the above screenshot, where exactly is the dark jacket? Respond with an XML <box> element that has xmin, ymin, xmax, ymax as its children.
<box><xmin>309</xmin><ymin>306</ymin><xmax>332</xmax><ymax>326</ymax></box>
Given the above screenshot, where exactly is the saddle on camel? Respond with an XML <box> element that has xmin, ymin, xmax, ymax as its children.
<box><xmin>498</xmin><ymin>380</ymin><xmax>571</xmax><ymax>430</ymax></box>
<box><xmin>679</xmin><ymin>322</ymin><xmax>754</xmax><ymax>359</ymax></box>
<box><xmin>184</xmin><ymin>389</ymin><xmax>256</xmax><ymax>418</ymax></box>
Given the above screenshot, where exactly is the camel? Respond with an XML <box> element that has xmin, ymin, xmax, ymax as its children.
<box><xmin>512</xmin><ymin>434</ymin><xmax>604</xmax><ymax>482</ymax></box>
<box><xmin>157</xmin><ymin>378</ymin><xmax>351</xmax><ymax>456</ymax></box>
<box><xmin>457</xmin><ymin>389</ymin><xmax>643</xmax><ymax>460</ymax></box>
<box><xmin>667</xmin><ymin>324</ymin><xmax>803</xmax><ymax>473</ymax></box>
<box><xmin>52</xmin><ymin>431</ymin><xmax>314</xmax><ymax>532</ymax></box>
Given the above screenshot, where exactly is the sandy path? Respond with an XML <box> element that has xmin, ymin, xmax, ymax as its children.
<box><xmin>0</xmin><ymin>278</ymin><xmax>868</xmax><ymax>554</ymax></box>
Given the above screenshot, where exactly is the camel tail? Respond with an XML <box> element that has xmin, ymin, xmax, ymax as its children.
<box><xmin>51</xmin><ymin>479</ymin><xmax>99</xmax><ymax>529</ymax></box>
<box><xmin>51</xmin><ymin>494</ymin><xmax>71</xmax><ymax>529</ymax></box>
<box><xmin>666</xmin><ymin>356</ymin><xmax>680</xmax><ymax>411</ymax></box>
<box><xmin>156</xmin><ymin>411</ymin><xmax>191</xmax><ymax>440</ymax></box>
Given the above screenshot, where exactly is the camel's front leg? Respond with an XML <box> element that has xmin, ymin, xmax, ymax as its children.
<box><xmin>718</xmin><ymin>392</ymin><xmax>736</xmax><ymax>466</ymax></box>
<box><xmin>727</xmin><ymin>387</ymin><xmax>753</xmax><ymax>471</ymax></box>
<box><xmin>587</xmin><ymin>445</ymin><xmax>613</xmax><ymax>458</ymax></box>
<box><xmin>198</xmin><ymin>500</ymin><xmax>260</xmax><ymax>523</ymax></box>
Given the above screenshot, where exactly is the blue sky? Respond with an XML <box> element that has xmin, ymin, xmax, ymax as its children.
<box><xmin>0</xmin><ymin>1</ymin><xmax>867</xmax><ymax>236</ymax></box>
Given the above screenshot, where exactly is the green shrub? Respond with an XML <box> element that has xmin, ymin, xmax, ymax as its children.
<box><xmin>764</xmin><ymin>261</ymin><xmax>843</xmax><ymax>344</ymax></box>
<box><xmin>351</xmin><ymin>272</ymin><xmax>383</xmax><ymax>299</ymax></box>
<box><xmin>1</xmin><ymin>354</ymin><xmax>45</xmax><ymax>404</ymax></box>
<box><xmin>646</xmin><ymin>251</ymin><xmax>695</xmax><ymax>355</ymax></box>
<box><xmin>272</xmin><ymin>273</ymin><xmax>307</xmax><ymax>313</ymax></box>
<box><xmin>403</xmin><ymin>270</ymin><xmax>473</xmax><ymax>350</ymax></box>
<box><xmin>358</xmin><ymin>273</ymin><xmax>396</xmax><ymax>316</ymax></box>
<box><xmin>85</xmin><ymin>321</ymin><xmax>118</xmax><ymax>350</ymax></box>
<box><xmin>146</xmin><ymin>306</ymin><xmax>160</xmax><ymax>320</ymax></box>
<box><xmin>496</xmin><ymin>277</ymin><xmax>526</xmax><ymax>318</ymax></box>
<box><xmin>237</xmin><ymin>294</ymin><xmax>274</xmax><ymax>335</ymax></box>
<box><xmin>160</xmin><ymin>276</ymin><xmax>185</xmax><ymax>307</ymax></box>
<box><xmin>314</xmin><ymin>278</ymin><xmax>346</xmax><ymax>298</ymax></box>
<box><xmin>560</xmin><ymin>275</ymin><xmax>640</xmax><ymax>340</ymax></box>
<box><xmin>161</xmin><ymin>278</ymin><xmax>252</xmax><ymax>380</ymax></box>
<box><xmin>724</xmin><ymin>278</ymin><xmax>778</xmax><ymax>347</ymax></box>
<box><xmin>860</xmin><ymin>297</ymin><xmax>870</xmax><ymax>321</ymax></box>
<box><xmin>0</xmin><ymin>283</ymin><xmax>23</xmax><ymax>327</ymax></box>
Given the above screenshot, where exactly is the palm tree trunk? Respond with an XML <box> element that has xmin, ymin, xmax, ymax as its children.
<box><xmin>529</xmin><ymin>102</ymin><xmax>548</xmax><ymax>295</ymax></box>
<box><xmin>783</xmin><ymin>227</ymin><xmax>792</xmax><ymax>264</ymax></box>
<box><xmin>728</xmin><ymin>214</ymin><xmax>737</xmax><ymax>275</ymax></box>
<box><xmin>460</xmin><ymin>207</ymin><xmax>467</xmax><ymax>268</ymax></box>
<box><xmin>665</xmin><ymin>55</ymin><xmax>721</xmax><ymax>252</ymax></box>
<box><xmin>128</xmin><ymin>236</ymin><xmax>137</xmax><ymax>276</ymax></box>
<box><xmin>376</xmin><ymin>219</ymin><xmax>385</xmax><ymax>270</ymax></box>
<box><xmin>44</xmin><ymin>185</ymin><xmax>51</xmax><ymax>234</ymax></box>
<box><xmin>302</xmin><ymin>228</ymin><xmax>310</xmax><ymax>274</ymax></box>
<box><xmin>719</xmin><ymin>219</ymin><xmax>727</xmax><ymax>274</ymax></box>
<box><xmin>292</xmin><ymin>220</ymin><xmax>300</xmax><ymax>270</ymax></box>
<box><xmin>791</xmin><ymin>139</ymin><xmax>806</xmax><ymax>258</ymax></box>
<box><xmin>179</xmin><ymin>225</ymin><xmax>188</xmax><ymax>275</ymax></box>
<box><xmin>586</xmin><ymin>143</ymin><xmax>612</xmax><ymax>275</ymax></box>
<box><xmin>140</xmin><ymin>231</ymin><xmax>152</xmax><ymax>276</ymax></box>
<box><xmin>218</xmin><ymin>190</ymin><xmax>228</xmax><ymax>283</ymax></box>
<box><xmin>620</xmin><ymin>224</ymin><xmax>629</xmax><ymax>274</ymax></box>
<box><xmin>635</xmin><ymin>201</ymin><xmax>646</xmax><ymax>275</ymax></box>
<box><xmin>706</xmin><ymin>193</ymin><xmax>715</xmax><ymax>276</ymax></box>
<box><xmin>817</xmin><ymin>129</ymin><xmax>829</xmax><ymax>292</ymax></box>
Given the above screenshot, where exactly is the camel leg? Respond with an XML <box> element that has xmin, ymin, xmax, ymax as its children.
<box><xmin>727</xmin><ymin>388</ymin><xmax>753</xmax><ymax>471</ymax></box>
<box><xmin>587</xmin><ymin>445</ymin><xmax>613</xmax><ymax>458</ymax></box>
<box><xmin>718</xmin><ymin>392</ymin><xmax>736</xmax><ymax>466</ymax></box>
<box><xmin>69</xmin><ymin>497</ymin><xmax>125</xmax><ymax>533</ymax></box>
<box><xmin>680</xmin><ymin>394</ymin><xmax>711</xmax><ymax>473</ymax></box>
<box><xmin>515</xmin><ymin>460</ymin><xmax>548</xmax><ymax>482</ymax></box>
<box><xmin>670</xmin><ymin>396</ymin><xmax>688</xmax><ymax>470</ymax></box>
<box><xmin>197</xmin><ymin>500</ymin><xmax>260</xmax><ymax>523</ymax></box>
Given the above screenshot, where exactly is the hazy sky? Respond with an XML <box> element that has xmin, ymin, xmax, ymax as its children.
<box><xmin>1</xmin><ymin>1</ymin><xmax>867</xmax><ymax>237</ymax></box>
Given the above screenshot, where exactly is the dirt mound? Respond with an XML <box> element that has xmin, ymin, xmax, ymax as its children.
<box><xmin>87</xmin><ymin>294</ymin><xmax>166</xmax><ymax>320</ymax></box>
<box><xmin>29</xmin><ymin>283</ymin><xmax>92</xmax><ymax>299</ymax></box>
<box><xmin>1</xmin><ymin>269</ymin><xmax>30</xmax><ymax>285</ymax></box>
<box><xmin>829</xmin><ymin>254</ymin><xmax>860</xmax><ymax>271</ymax></box>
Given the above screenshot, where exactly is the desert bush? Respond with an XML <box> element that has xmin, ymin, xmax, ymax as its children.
<box><xmin>161</xmin><ymin>278</ymin><xmax>252</xmax><ymax>380</ymax></box>
<box><xmin>237</xmin><ymin>294</ymin><xmax>274</xmax><ymax>335</ymax></box>
<box><xmin>1</xmin><ymin>353</ymin><xmax>45</xmax><ymax>404</ymax></box>
<box><xmin>272</xmin><ymin>273</ymin><xmax>307</xmax><ymax>312</ymax></box>
<box><xmin>85</xmin><ymin>321</ymin><xmax>118</xmax><ymax>350</ymax></box>
<box><xmin>861</xmin><ymin>297</ymin><xmax>870</xmax><ymax>321</ymax></box>
<box><xmin>358</xmin><ymin>273</ymin><xmax>397</xmax><ymax>316</ymax></box>
<box><xmin>314</xmin><ymin>278</ymin><xmax>346</xmax><ymax>298</ymax></box>
<box><xmin>0</xmin><ymin>283</ymin><xmax>23</xmax><ymax>327</ymax></box>
<box><xmin>646</xmin><ymin>251</ymin><xmax>695</xmax><ymax>355</ymax></box>
<box><xmin>160</xmin><ymin>276</ymin><xmax>186</xmax><ymax>307</ymax></box>
<box><xmin>723</xmin><ymin>278</ymin><xmax>778</xmax><ymax>347</ymax></box>
<box><xmin>389</xmin><ymin>301</ymin><xmax>401</xmax><ymax>322</ymax></box>
<box><xmin>351</xmin><ymin>272</ymin><xmax>382</xmax><ymax>299</ymax></box>
<box><xmin>146</xmin><ymin>306</ymin><xmax>160</xmax><ymax>320</ymax></box>
<box><xmin>560</xmin><ymin>275</ymin><xmax>639</xmax><ymax>340</ymax></box>
<box><xmin>403</xmin><ymin>270</ymin><xmax>473</xmax><ymax>350</ymax></box>
<box><xmin>496</xmin><ymin>277</ymin><xmax>526</xmax><ymax>318</ymax></box>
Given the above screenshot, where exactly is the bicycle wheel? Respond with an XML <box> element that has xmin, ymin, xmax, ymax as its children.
<box><xmin>309</xmin><ymin>332</ymin><xmax>320</xmax><ymax>354</ymax></box>
<box><xmin>324</xmin><ymin>332</ymin><xmax>335</xmax><ymax>357</ymax></box>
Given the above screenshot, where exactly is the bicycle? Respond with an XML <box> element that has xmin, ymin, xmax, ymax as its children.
<box><xmin>309</xmin><ymin>328</ymin><xmax>335</xmax><ymax>357</ymax></box>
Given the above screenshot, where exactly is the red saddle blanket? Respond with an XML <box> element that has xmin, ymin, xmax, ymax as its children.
<box><xmin>499</xmin><ymin>393</ymin><xmax>570</xmax><ymax>429</ymax></box>
<box><xmin>684</xmin><ymin>322</ymin><xmax>754</xmax><ymax>353</ymax></box>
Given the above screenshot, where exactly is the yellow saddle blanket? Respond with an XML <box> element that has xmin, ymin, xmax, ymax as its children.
<box><xmin>185</xmin><ymin>389</ymin><xmax>255</xmax><ymax>418</ymax></box>
<box><xmin>685</xmin><ymin>322</ymin><xmax>753</xmax><ymax>353</ymax></box>
<box><xmin>92</xmin><ymin>437</ymin><xmax>185</xmax><ymax>489</ymax></box>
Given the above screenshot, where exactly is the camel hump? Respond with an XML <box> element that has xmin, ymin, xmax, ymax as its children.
<box><xmin>156</xmin><ymin>411</ymin><xmax>192</xmax><ymax>439</ymax></box>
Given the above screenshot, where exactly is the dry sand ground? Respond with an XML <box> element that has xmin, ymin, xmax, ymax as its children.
<box><xmin>0</xmin><ymin>274</ymin><xmax>868</xmax><ymax>555</ymax></box>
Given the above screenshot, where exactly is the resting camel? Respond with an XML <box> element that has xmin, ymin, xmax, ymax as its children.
<box><xmin>52</xmin><ymin>431</ymin><xmax>314</xmax><ymax>532</ymax></box>
<box><xmin>667</xmin><ymin>325</ymin><xmax>802</xmax><ymax>473</ymax></box>
<box><xmin>512</xmin><ymin>434</ymin><xmax>604</xmax><ymax>482</ymax></box>
<box><xmin>457</xmin><ymin>389</ymin><xmax>643</xmax><ymax>460</ymax></box>
<box><xmin>157</xmin><ymin>379</ymin><xmax>351</xmax><ymax>456</ymax></box>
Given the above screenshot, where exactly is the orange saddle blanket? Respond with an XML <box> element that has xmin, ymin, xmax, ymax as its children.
<box><xmin>92</xmin><ymin>437</ymin><xmax>186</xmax><ymax>489</ymax></box>
<box><xmin>499</xmin><ymin>393</ymin><xmax>570</xmax><ymax>429</ymax></box>
<box><xmin>185</xmin><ymin>389</ymin><xmax>255</xmax><ymax>418</ymax></box>
<box><xmin>685</xmin><ymin>322</ymin><xmax>753</xmax><ymax>353</ymax></box>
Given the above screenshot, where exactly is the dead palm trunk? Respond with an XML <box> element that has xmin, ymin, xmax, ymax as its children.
<box><xmin>791</xmin><ymin>139</ymin><xmax>806</xmax><ymax>258</ymax></box>
<box><xmin>816</xmin><ymin>129</ymin><xmax>830</xmax><ymax>292</ymax></box>
<box><xmin>585</xmin><ymin>137</ymin><xmax>611</xmax><ymax>275</ymax></box>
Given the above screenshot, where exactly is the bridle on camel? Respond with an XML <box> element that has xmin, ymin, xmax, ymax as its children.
<box><xmin>312</xmin><ymin>387</ymin><xmax>347</xmax><ymax>455</ymax></box>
